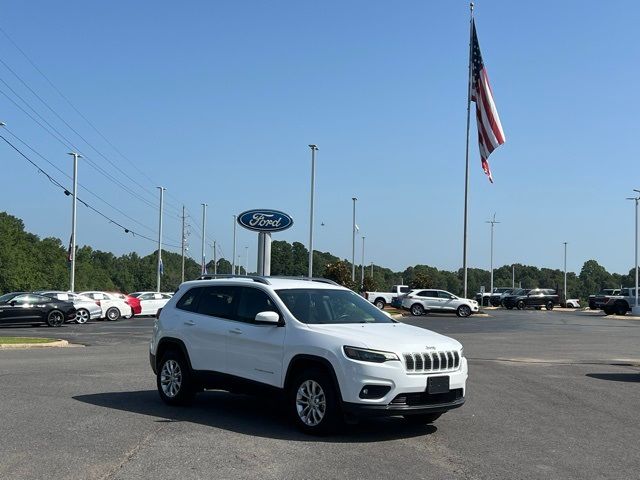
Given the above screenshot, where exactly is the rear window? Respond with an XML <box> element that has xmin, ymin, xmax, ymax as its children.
<box><xmin>176</xmin><ymin>287</ymin><xmax>203</xmax><ymax>313</ymax></box>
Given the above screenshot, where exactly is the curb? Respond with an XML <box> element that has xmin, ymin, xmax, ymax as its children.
<box><xmin>0</xmin><ymin>339</ymin><xmax>70</xmax><ymax>350</ymax></box>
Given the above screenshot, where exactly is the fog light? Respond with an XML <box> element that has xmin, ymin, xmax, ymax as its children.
<box><xmin>359</xmin><ymin>385</ymin><xmax>391</xmax><ymax>399</ymax></box>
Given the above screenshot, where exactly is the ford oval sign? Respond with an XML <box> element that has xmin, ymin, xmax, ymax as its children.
<box><xmin>237</xmin><ymin>209</ymin><xmax>293</xmax><ymax>233</ymax></box>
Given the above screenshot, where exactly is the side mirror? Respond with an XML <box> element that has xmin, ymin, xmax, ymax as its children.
<box><xmin>255</xmin><ymin>311</ymin><xmax>280</xmax><ymax>325</ymax></box>
<box><xmin>9</xmin><ymin>301</ymin><xmax>16</xmax><ymax>306</ymax></box>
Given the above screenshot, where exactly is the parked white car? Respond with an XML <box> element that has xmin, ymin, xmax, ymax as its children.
<box><xmin>38</xmin><ymin>291</ymin><xmax>102</xmax><ymax>324</ymax></box>
<box><xmin>79</xmin><ymin>291</ymin><xmax>132</xmax><ymax>321</ymax></box>
<box><xmin>365</xmin><ymin>285</ymin><xmax>410</xmax><ymax>309</ymax></box>
<box><xmin>401</xmin><ymin>289</ymin><xmax>479</xmax><ymax>317</ymax></box>
<box><xmin>150</xmin><ymin>276</ymin><xmax>467</xmax><ymax>434</ymax></box>
<box><xmin>129</xmin><ymin>292</ymin><xmax>172</xmax><ymax>316</ymax></box>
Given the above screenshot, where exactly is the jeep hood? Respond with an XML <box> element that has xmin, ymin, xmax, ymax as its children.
<box><xmin>305</xmin><ymin>322</ymin><xmax>462</xmax><ymax>352</ymax></box>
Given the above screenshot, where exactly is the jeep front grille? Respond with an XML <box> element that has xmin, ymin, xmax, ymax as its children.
<box><xmin>403</xmin><ymin>351</ymin><xmax>461</xmax><ymax>373</ymax></box>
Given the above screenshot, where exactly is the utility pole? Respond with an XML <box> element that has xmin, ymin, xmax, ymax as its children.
<box><xmin>213</xmin><ymin>240</ymin><xmax>217</xmax><ymax>275</ymax></box>
<box><xmin>232</xmin><ymin>215</ymin><xmax>237</xmax><ymax>275</ymax></box>
<box><xmin>485</xmin><ymin>213</ymin><xmax>500</xmax><ymax>294</ymax></box>
<box><xmin>563</xmin><ymin>242</ymin><xmax>568</xmax><ymax>304</ymax></box>
<box><xmin>351</xmin><ymin>197</ymin><xmax>357</xmax><ymax>282</ymax></box>
<box><xmin>156</xmin><ymin>187</ymin><xmax>165</xmax><ymax>292</ymax></box>
<box><xmin>67</xmin><ymin>152</ymin><xmax>82</xmax><ymax>292</ymax></box>
<box><xmin>308</xmin><ymin>144</ymin><xmax>318</xmax><ymax>278</ymax></box>
<box><xmin>360</xmin><ymin>236</ymin><xmax>366</xmax><ymax>289</ymax></box>
<box><xmin>181</xmin><ymin>206</ymin><xmax>186</xmax><ymax>283</ymax></box>
<box><xmin>201</xmin><ymin>203</ymin><xmax>207</xmax><ymax>275</ymax></box>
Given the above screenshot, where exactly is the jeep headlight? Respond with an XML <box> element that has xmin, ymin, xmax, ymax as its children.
<box><xmin>343</xmin><ymin>346</ymin><xmax>399</xmax><ymax>363</ymax></box>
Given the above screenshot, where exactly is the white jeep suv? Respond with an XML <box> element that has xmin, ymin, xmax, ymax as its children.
<box><xmin>149</xmin><ymin>276</ymin><xmax>468</xmax><ymax>434</ymax></box>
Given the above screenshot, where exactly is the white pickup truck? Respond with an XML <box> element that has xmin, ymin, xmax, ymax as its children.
<box><xmin>365</xmin><ymin>285</ymin><xmax>410</xmax><ymax>309</ymax></box>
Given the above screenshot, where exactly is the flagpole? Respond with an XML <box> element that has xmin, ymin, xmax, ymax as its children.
<box><xmin>462</xmin><ymin>2</ymin><xmax>474</xmax><ymax>299</ymax></box>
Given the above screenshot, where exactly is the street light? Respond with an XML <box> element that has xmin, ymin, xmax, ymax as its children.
<box><xmin>627</xmin><ymin>191</ymin><xmax>640</xmax><ymax>314</ymax></box>
<box><xmin>308</xmin><ymin>144</ymin><xmax>318</xmax><ymax>278</ymax></box>
<box><xmin>351</xmin><ymin>197</ymin><xmax>357</xmax><ymax>282</ymax></box>
<box><xmin>485</xmin><ymin>213</ymin><xmax>500</xmax><ymax>294</ymax></box>
<box><xmin>156</xmin><ymin>187</ymin><xmax>166</xmax><ymax>292</ymax></box>
<box><xmin>563</xmin><ymin>242</ymin><xmax>568</xmax><ymax>305</ymax></box>
<box><xmin>67</xmin><ymin>152</ymin><xmax>82</xmax><ymax>292</ymax></box>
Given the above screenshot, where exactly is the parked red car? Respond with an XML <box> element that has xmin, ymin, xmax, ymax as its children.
<box><xmin>108</xmin><ymin>292</ymin><xmax>141</xmax><ymax>316</ymax></box>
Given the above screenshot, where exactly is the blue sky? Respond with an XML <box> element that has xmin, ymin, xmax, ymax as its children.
<box><xmin>0</xmin><ymin>1</ymin><xmax>638</xmax><ymax>275</ymax></box>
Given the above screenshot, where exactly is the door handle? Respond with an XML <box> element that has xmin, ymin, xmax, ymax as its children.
<box><xmin>229</xmin><ymin>328</ymin><xmax>243</xmax><ymax>335</ymax></box>
<box><xmin>184</xmin><ymin>320</ymin><xmax>196</xmax><ymax>326</ymax></box>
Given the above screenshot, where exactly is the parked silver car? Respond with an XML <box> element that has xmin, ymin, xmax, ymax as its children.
<box><xmin>38</xmin><ymin>291</ymin><xmax>102</xmax><ymax>324</ymax></box>
<box><xmin>401</xmin><ymin>289</ymin><xmax>479</xmax><ymax>317</ymax></box>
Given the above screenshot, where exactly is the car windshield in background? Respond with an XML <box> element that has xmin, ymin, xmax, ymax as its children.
<box><xmin>276</xmin><ymin>288</ymin><xmax>395</xmax><ymax>324</ymax></box>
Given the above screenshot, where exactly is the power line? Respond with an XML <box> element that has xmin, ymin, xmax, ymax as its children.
<box><xmin>0</xmin><ymin>25</ymin><xmax>185</xmax><ymax>215</ymax></box>
<box><xmin>0</xmin><ymin>133</ymin><xmax>181</xmax><ymax>249</ymax></box>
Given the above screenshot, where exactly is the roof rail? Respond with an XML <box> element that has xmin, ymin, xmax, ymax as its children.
<box><xmin>197</xmin><ymin>274</ymin><xmax>271</xmax><ymax>285</ymax></box>
<box><xmin>267</xmin><ymin>276</ymin><xmax>340</xmax><ymax>286</ymax></box>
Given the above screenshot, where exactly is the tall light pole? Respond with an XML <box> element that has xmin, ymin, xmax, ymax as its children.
<box><xmin>628</xmin><ymin>191</ymin><xmax>640</xmax><ymax>313</ymax></box>
<box><xmin>485</xmin><ymin>213</ymin><xmax>500</xmax><ymax>294</ymax></box>
<box><xmin>156</xmin><ymin>187</ymin><xmax>165</xmax><ymax>292</ymax></box>
<box><xmin>232</xmin><ymin>215</ymin><xmax>237</xmax><ymax>275</ymax></box>
<box><xmin>201</xmin><ymin>203</ymin><xmax>207</xmax><ymax>275</ymax></box>
<box><xmin>245</xmin><ymin>246</ymin><xmax>249</xmax><ymax>275</ymax></box>
<box><xmin>370</xmin><ymin>262</ymin><xmax>374</xmax><ymax>278</ymax></box>
<box><xmin>213</xmin><ymin>240</ymin><xmax>217</xmax><ymax>275</ymax></box>
<box><xmin>563</xmin><ymin>242</ymin><xmax>568</xmax><ymax>304</ymax></box>
<box><xmin>237</xmin><ymin>255</ymin><xmax>242</xmax><ymax>275</ymax></box>
<box><xmin>360</xmin><ymin>236</ymin><xmax>366</xmax><ymax>289</ymax></box>
<box><xmin>351</xmin><ymin>197</ymin><xmax>357</xmax><ymax>282</ymax></box>
<box><xmin>308</xmin><ymin>144</ymin><xmax>318</xmax><ymax>278</ymax></box>
<box><xmin>181</xmin><ymin>206</ymin><xmax>186</xmax><ymax>283</ymax></box>
<box><xmin>512</xmin><ymin>264</ymin><xmax>515</xmax><ymax>289</ymax></box>
<box><xmin>67</xmin><ymin>152</ymin><xmax>82</xmax><ymax>292</ymax></box>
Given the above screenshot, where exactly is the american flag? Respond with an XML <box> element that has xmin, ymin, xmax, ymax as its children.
<box><xmin>471</xmin><ymin>19</ymin><xmax>505</xmax><ymax>183</ymax></box>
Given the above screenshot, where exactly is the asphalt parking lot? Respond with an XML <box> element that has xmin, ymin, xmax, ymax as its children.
<box><xmin>1</xmin><ymin>310</ymin><xmax>639</xmax><ymax>480</ymax></box>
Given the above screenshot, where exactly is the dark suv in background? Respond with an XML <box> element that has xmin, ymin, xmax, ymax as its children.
<box><xmin>502</xmin><ymin>288</ymin><xmax>559</xmax><ymax>310</ymax></box>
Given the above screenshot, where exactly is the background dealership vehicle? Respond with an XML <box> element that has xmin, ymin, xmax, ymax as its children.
<box><xmin>0</xmin><ymin>292</ymin><xmax>75</xmax><ymax>327</ymax></box>
<box><xmin>502</xmin><ymin>288</ymin><xmax>559</xmax><ymax>310</ymax></box>
<box><xmin>38</xmin><ymin>291</ymin><xmax>102</xmax><ymax>324</ymax></box>
<box><xmin>401</xmin><ymin>289</ymin><xmax>479</xmax><ymax>317</ymax></box>
<box><xmin>80</xmin><ymin>291</ymin><xmax>132</xmax><ymax>321</ymax></box>
<box><xmin>149</xmin><ymin>276</ymin><xmax>467</xmax><ymax>434</ymax></box>
<box><xmin>602</xmin><ymin>288</ymin><xmax>637</xmax><ymax>316</ymax></box>
<box><xmin>490</xmin><ymin>287</ymin><xmax>513</xmax><ymax>307</ymax></box>
<box><xmin>564</xmin><ymin>298</ymin><xmax>581</xmax><ymax>308</ymax></box>
<box><xmin>129</xmin><ymin>292</ymin><xmax>172</xmax><ymax>316</ymax></box>
<box><xmin>588</xmin><ymin>289</ymin><xmax>621</xmax><ymax>310</ymax></box>
<box><xmin>365</xmin><ymin>285</ymin><xmax>410</xmax><ymax>309</ymax></box>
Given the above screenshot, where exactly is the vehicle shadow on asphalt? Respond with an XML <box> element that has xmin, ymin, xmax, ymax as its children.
<box><xmin>73</xmin><ymin>390</ymin><xmax>437</xmax><ymax>442</ymax></box>
<box><xmin>585</xmin><ymin>373</ymin><xmax>640</xmax><ymax>383</ymax></box>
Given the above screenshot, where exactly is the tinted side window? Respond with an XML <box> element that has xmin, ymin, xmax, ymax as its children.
<box><xmin>176</xmin><ymin>287</ymin><xmax>203</xmax><ymax>312</ymax></box>
<box><xmin>424</xmin><ymin>290</ymin><xmax>438</xmax><ymax>298</ymax></box>
<box><xmin>196</xmin><ymin>286</ymin><xmax>238</xmax><ymax>319</ymax></box>
<box><xmin>236</xmin><ymin>287</ymin><xmax>280</xmax><ymax>323</ymax></box>
<box><xmin>438</xmin><ymin>291</ymin><xmax>453</xmax><ymax>299</ymax></box>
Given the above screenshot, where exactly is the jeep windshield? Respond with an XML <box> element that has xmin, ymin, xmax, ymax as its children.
<box><xmin>276</xmin><ymin>288</ymin><xmax>395</xmax><ymax>324</ymax></box>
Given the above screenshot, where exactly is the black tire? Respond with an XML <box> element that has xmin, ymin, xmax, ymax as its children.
<box><xmin>289</xmin><ymin>367</ymin><xmax>341</xmax><ymax>435</ymax></box>
<box><xmin>505</xmin><ymin>305</ymin><xmax>513</xmax><ymax>310</ymax></box>
<box><xmin>156</xmin><ymin>350</ymin><xmax>197</xmax><ymax>406</ymax></box>
<box><xmin>534</xmin><ymin>306</ymin><xmax>542</xmax><ymax>310</ymax></box>
<box><xmin>456</xmin><ymin>305</ymin><xmax>471</xmax><ymax>318</ymax></box>
<box><xmin>603</xmin><ymin>306</ymin><xmax>614</xmax><ymax>315</ymax></box>
<box><xmin>105</xmin><ymin>307</ymin><xmax>120</xmax><ymax>321</ymax></box>
<box><xmin>403</xmin><ymin>413</ymin><xmax>442</xmax><ymax>425</ymax></box>
<box><xmin>374</xmin><ymin>299</ymin><xmax>386</xmax><ymax>310</ymax></box>
<box><xmin>75</xmin><ymin>308</ymin><xmax>90</xmax><ymax>324</ymax></box>
<box><xmin>615</xmin><ymin>302</ymin><xmax>628</xmax><ymax>316</ymax></box>
<box><xmin>589</xmin><ymin>301</ymin><xmax>597</xmax><ymax>310</ymax></box>
<box><xmin>516</xmin><ymin>300</ymin><xmax>526</xmax><ymax>310</ymax></box>
<box><xmin>410</xmin><ymin>304</ymin><xmax>425</xmax><ymax>316</ymax></box>
<box><xmin>46</xmin><ymin>309</ymin><xmax>64</xmax><ymax>327</ymax></box>
<box><xmin>545</xmin><ymin>302</ymin><xmax>554</xmax><ymax>311</ymax></box>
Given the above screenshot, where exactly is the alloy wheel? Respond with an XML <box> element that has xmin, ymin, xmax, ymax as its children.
<box><xmin>76</xmin><ymin>309</ymin><xmax>89</xmax><ymax>324</ymax></box>
<box><xmin>47</xmin><ymin>310</ymin><xmax>64</xmax><ymax>327</ymax></box>
<box><xmin>296</xmin><ymin>380</ymin><xmax>326</xmax><ymax>427</ymax></box>
<box><xmin>160</xmin><ymin>359</ymin><xmax>182</xmax><ymax>398</ymax></box>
